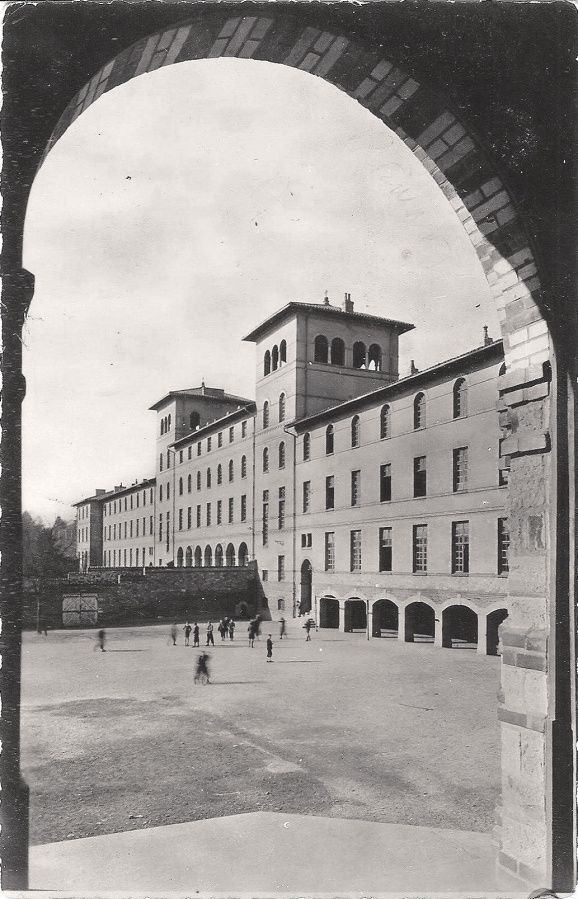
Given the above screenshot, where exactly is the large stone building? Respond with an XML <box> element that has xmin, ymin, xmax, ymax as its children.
<box><xmin>75</xmin><ymin>295</ymin><xmax>508</xmax><ymax>653</ymax></box>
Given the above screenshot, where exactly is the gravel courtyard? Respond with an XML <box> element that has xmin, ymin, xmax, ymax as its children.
<box><xmin>21</xmin><ymin>621</ymin><xmax>501</xmax><ymax>845</ymax></box>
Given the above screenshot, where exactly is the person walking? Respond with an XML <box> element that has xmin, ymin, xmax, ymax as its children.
<box><xmin>229</xmin><ymin>619</ymin><xmax>235</xmax><ymax>640</ymax></box>
<box><xmin>266</xmin><ymin>634</ymin><xmax>274</xmax><ymax>662</ymax></box>
<box><xmin>170</xmin><ymin>622</ymin><xmax>178</xmax><ymax>646</ymax></box>
<box><xmin>218</xmin><ymin>619</ymin><xmax>227</xmax><ymax>642</ymax></box>
<box><xmin>248</xmin><ymin>619</ymin><xmax>256</xmax><ymax>648</ymax></box>
<box><xmin>279</xmin><ymin>617</ymin><xmax>287</xmax><ymax>640</ymax></box>
<box><xmin>194</xmin><ymin>652</ymin><xmax>211</xmax><ymax>685</ymax></box>
<box><xmin>304</xmin><ymin>618</ymin><xmax>313</xmax><ymax>642</ymax></box>
<box><xmin>183</xmin><ymin>622</ymin><xmax>192</xmax><ymax>646</ymax></box>
<box><xmin>94</xmin><ymin>628</ymin><xmax>106</xmax><ymax>652</ymax></box>
<box><xmin>192</xmin><ymin>622</ymin><xmax>200</xmax><ymax>647</ymax></box>
<box><xmin>206</xmin><ymin>621</ymin><xmax>215</xmax><ymax>646</ymax></box>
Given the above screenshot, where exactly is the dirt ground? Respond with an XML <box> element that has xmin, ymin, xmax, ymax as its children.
<box><xmin>21</xmin><ymin>621</ymin><xmax>501</xmax><ymax>845</ymax></box>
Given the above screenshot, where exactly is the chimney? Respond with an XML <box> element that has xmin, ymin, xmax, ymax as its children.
<box><xmin>483</xmin><ymin>325</ymin><xmax>493</xmax><ymax>346</ymax></box>
<box><xmin>114</xmin><ymin>485</ymin><xmax>124</xmax><ymax>492</ymax></box>
<box><xmin>410</xmin><ymin>359</ymin><xmax>419</xmax><ymax>375</ymax></box>
<box><xmin>323</xmin><ymin>291</ymin><xmax>330</xmax><ymax>306</ymax></box>
<box><xmin>343</xmin><ymin>292</ymin><xmax>354</xmax><ymax>314</ymax></box>
<box><xmin>201</xmin><ymin>379</ymin><xmax>206</xmax><ymax>394</ymax></box>
<box><xmin>95</xmin><ymin>489</ymin><xmax>106</xmax><ymax>496</ymax></box>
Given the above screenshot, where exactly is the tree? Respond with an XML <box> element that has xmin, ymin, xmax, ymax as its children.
<box><xmin>22</xmin><ymin>512</ymin><xmax>77</xmax><ymax>577</ymax></box>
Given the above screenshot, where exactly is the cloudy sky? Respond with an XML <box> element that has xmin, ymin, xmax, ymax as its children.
<box><xmin>23</xmin><ymin>58</ymin><xmax>497</xmax><ymax>523</ymax></box>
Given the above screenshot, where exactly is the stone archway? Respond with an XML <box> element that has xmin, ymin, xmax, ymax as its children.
<box><xmin>404</xmin><ymin>602</ymin><xmax>435</xmax><ymax>643</ymax></box>
<box><xmin>372</xmin><ymin>599</ymin><xmax>398</xmax><ymax>638</ymax></box>
<box><xmin>319</xmin><ymin>595</ymin><xmax>339</xmax><ymax>629</ymax></box>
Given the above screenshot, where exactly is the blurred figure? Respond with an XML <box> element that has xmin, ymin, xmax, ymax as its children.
<box><xmin>229</xmin><ymin>619</ymin><xmax>235</xmax><ymax>640</ymax></box>
<box><xmin>304</xmin><ymin>619</ymin><xmax>313</xmax><ymax>641</ymax></box>
<box><xmin>248</xmin><ymin>619</ymin><xmax>257</xmax><ymax>648</ymax></box>
<box><xmin>279</xmin><ymin>617</ymin><xmax>287</xmax><ymax>639</ymax></box>
<box><xmin>193</xmin><ymin>622</ymin><xmax>200</xmax><ymax>647</ymax></box>
<box><xmin>94</xmin><ymin>628</ymin><xmax>106</xmax><ymax>652</ymax></box>
<box><xmin>266</xmin><ymin>634</ymin><xmax>274</xmax><ymax>662</ymax></box>
<box><xmin>170</xmin><ymin>622</ymin><xmax>178</xmax><ymax>646</ymax></box>
<box><xmin>194</xmin><ymin>652</ymin><xmax>211</xmax><ymax>685</ymax></box>
<box><xmin>218</xmin><ymin>619</ymin><xmax>227</xmax><ymax>641</ymax></box>
<box><xmin>206</xmin><ymin>621</ymin><xmax>215</xmax><ymax>646</ymax></box>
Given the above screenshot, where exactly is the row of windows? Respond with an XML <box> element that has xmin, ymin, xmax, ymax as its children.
<box><xmin>160</xmin><ymin>413</ymin><xmax>172</xmax><ymax>435</ymax></box>
<box><xmin>174</xmin><ymin>542</ymin><xmax>250</xmax><ymax>567</ymax></box>
<box><xmin>302</xmin><ymin>448</ymin><xmax>470</xmax><ymax>513</ymax></box>
<box><xmin>160</xmin><ymin>421</ymin><xmax>249</xmax><ymax>470</ymax></box>
<box><xmin>78</xmin><ymin>526</ymin><xmax>89</xmax><ymax>542</ymax></box>
<box><xmin>78</xmin><ymin>505</ymin><xmax>90</xmax><ymax>520</ymax></box>
<box><xmin>322</xmin><ymin>518</ymin><xmax>509</xmax><ymax>575</ymax></box>
<box><xmin>104</xmin><ymin>488</ymin><xmax>154</xmax><ymax>516</ymax></box>
<box><xmin>313</xmin><ymin>336</ymin><xmax>383</xmax><ymax>370</ymax></box>
<box><xmin>160</xmin><ymin>457</ymin><xmax>250</xmax><ymax>500</ymax></box>
<box><xmin>262</xmin><ymin>394</ymin><xmax>286</xmax><ymax>429</ymax></box>
<box><xmin>263</xmin><ymin>340</ymin><xmax>287</xmax><ymax>376</ymax></box>
<box><xmin>103</xmin><ymin>546</ymin><xmax>154</xmax><ymax>567</ymax></box>
<box><xmin>105</xmin><ymin>517</ymin><xmax>154</xmax><ymax>541</ymax></box>
<box><xmin>163</xmin><ymin>495</ymin><xmax>249</xmax><ymax>535</ymax></box>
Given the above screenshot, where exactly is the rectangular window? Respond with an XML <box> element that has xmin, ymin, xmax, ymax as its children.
<box><xmin>124</xmin><ymin>498</ymin><xmax>128</xmax><ymax>511</ymax></box>
<box><xmin>351</xmin><ymin>470</ymin><xmax>361</xmax><ymax>506</ymax></box>
<box><xmin>129</xmin><ymin>548</ymin><xmax>133</xmax><ymax>566</ymax></box>
<box><xmin>262</xmin><ymin>569</ymin><xmax>268</xmax><ymax>582</ymax></box>
<box><xmin>124</xmin><ymin>549</ymin><xmax>127</xmax><ymax>566</ymax></box>
<box><xmin>130</xmin><ymin>520</ymin><xmax>133</xmax><ymax>537</ymax></box>
<box><xmin>379</xmin><ymin>527</ymin><xmax>393</xmax><ymax>572</ymax></box>
<box><xmin>302</xmin><ymin>480</ymin><xmax>311</xmax><ymax>513</ymax></box>
<box><xmin>413</xmin><ymin>456</ymin><xmax>427</xmax><ymax>497</ymax></box>
<box><xmin>380</xmin><ymin>463</ymin><xmax>392</xmax><ymax>502</ymax></box>
<box><xmin>136</xmin><ymin>494</ymin><xmax>139</xmax><ymax>508</ymax></box>
<box><xmin>413</xmin><ymin>524</ymin><xmax>427</xmax><ymax>573</ymax></box>
<box><xmin>325</xmin><ymin>475</ymin><xmax>335</xmax><ymax>510</ymax></box>
<box><xmin>179</xmin><ymin>450</ymin><xmax>183</xmax><ymax>464</ymax></box>
<box><xmin>143</xmin><ymin>492</ymin><xmax>146</xmax><ymax>507</ymax></box>
<box><xmin>278</xmin><ymin>486</ymin><xmax>285</xmax><ymax>529</ymax></box>
<box><xmin>159</xmin><ymin>514</ymin><xmax>163</xmax><ymax>542</ymax></box>
<box><xmin>149</xmin><ymin>515</ymin><xmax>153</xmax><ymax>536</ymax></box>
<box><xmin>218</xmin><ymin>432</ymin><xmax>223</xmax><ymax>447</ymax></box>
<box><xmin>196</xmin><ymin>505</ymin><xmax>201</xmax><ymax>528</ymax></box>
<box><xmin>452</xmin><ymin>521</ymin><xmax>469</xmax><ymax>574</ymax></box>
<box><xmin>124</xmin><ymin>521</ymin><xmax>127</xmax><ymax>539</ymax></box>
<box><xmin>228</xmin><ymin>497</ymin><xmax>234</xmax><ymax>524</ymax></box>
<box><xmin>206</xmin><ymin>503</ymin><xmax>211</xmax><ymax>527</ymax></box>
<box><xmin>178</xmin><ymin>508</ymin><xmax>183</xmax><ymax>531</ymax></box>
<box><xmin>197</xmin><ymin>443</ymin><xmax>201</xmax><ymax>456</ymax></box>
<box><xmin>325</xmin><ymin>532</ymin><xmax>335</xmax><ymax>571</ymax></box>
<box><xmin>453</xmin><ymin>447</ymin><xmax>468</xmax><ymax>492</ymax></box>
<box><xmin>187</xmin><ymin>507</ymin><xmax>192</xmax><ymax>529</ymax></box>
<box><xmin>136</xmin><ymin>519</ymin><xmax>139</xmax><ymax>537</ymax></box>
<box><xmin>262</xmin><ymin>490</ymin><xmax>269</xmax><ymax>546</ymax></box>
<box><xmin>217</xmin><ymin>500</ymin><xmax>222</xmax><ymax>525</ymax></box>
<box><xmin>350</xmin><ymin>530</ymin><xmax>362</xmax><ymax>571</ymax></box>
<box><xmin>188</xmin><ymin>446</ymin><xmax>192</xmax><ymax>460</ymax></box>
<box><xmin>277</xmin><ymin>555</ymin><xmax>285</xmax><ymax>581</ymax></box>
<box><xmin>241</xmin><ymin>494</ymin><xmax>247</xmax><ymax>522</ymax></box>
<box><xmin>242</xmin><ymin>421</ymin><xmax>247</xmax><ymax>438</ymax></box>
<box><xmin>301</xmin><ymin>533</ymin><xmax>312</xmax><ymax>548</ymax></box>
<box><xmin>160</xmin><ymin>454</ymin><xmax>163</xmax><ymax>472</ymax></box>
<box><xmin>499</xmin><ymin>467</ymin><xmax>509</xmax><ymax>487</ymax></box>
<box><xmin>207</xmin><ymin>436</ymin><xmax>212</xmax><ymax>452</ymax></box>
<box><xmin>498</xmin><ymin>518</ymin><xmax>510</xmax><ymax>574</ymax></box>
<box><xmin>229</xmin><ymin>426</ymin><xmax>234</xmax><ymax>443</ymax></box>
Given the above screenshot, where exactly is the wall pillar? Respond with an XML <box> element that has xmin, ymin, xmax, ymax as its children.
<box><xmin>477</xmin><ymin>613</ymin><xmax>488</xmax><ymax>656</ymax></box>
<box><xmin>397</xmin><ymin>606</ymin><xmax>406</xmax><ymax>642</ymax></box>
<box><xmin>434</xmin><ymin>613</ymin><xmax>443</xmax><ymax>648</ymax></box>
<box><xmin>338</xmin><ymin>601</ymin><xmax>346</xmax><ymax>632</ymax></box>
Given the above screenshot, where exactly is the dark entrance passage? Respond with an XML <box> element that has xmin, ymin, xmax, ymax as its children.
<box><xmin>442</xmin><ymin>605</ymin><xmax>478</xmax><ymax>649</ymax></box>
<box><xmin>344</xmin><ymin>598</ymin><xmax>366</xmax><ymax>633</ymax></box>
<box><xmin>486</xmin><ymin>608</ymin><xmax>509</xmax><ymax>656</ymax></box>
<box><xmin>372</xmin><ymin>599</ymin><xmax>398</xmax><ymax>637</ymax></box>
<box><xmin>300</xmin><ymin>560</ymin><xmax>312</xmax><ymax>615</ymax></box>
<box><xmin>404</xmin><ymin>602</ymin><xmax>435</xmax><ymax>643</ymax></box>
<box><xmin>319</xmin><ymin>596</ymin><xmax>339</xmax><ymax>629</ymax></box>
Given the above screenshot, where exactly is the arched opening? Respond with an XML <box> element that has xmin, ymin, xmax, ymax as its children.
<box><xmin>217</xmin><ymin>464</ymin><xmax>222</xmax><ymax>485</ymax></box>
<box><xmin>204</xmin><ymin>545</ymin><xmax>212</xmax><ymax>567</ymax></box>
<box><xmin>413</xmin><ymin>392</ymin><xmax>426</xmax><ymax>429</ymax></box>
<box><xmin>300</xmin><ymin>559</ymin><xmax>312</xmax><ymax>615</ymax></box>
<box><xmin>380</xmin><ymin>404</ymin><xmax>390</xmax><ymax>439</ymax></box>
<box><xmin>278</xmin><ymin>441</ymin><xmax>285</xmax><ymax>469</ymax></box>
<box><xmin>487</xmin><ymin>608</ymin><xmax>509</xmax><ymax>656</ymax></box>
<box><xmin>264</xmin><ymin>349</ymin><xmax>271</xmax><ymax>376</ymax></box>
<box><xmin>368</xmin><ymin>343</ymin><xmax>382</xmax><ymax>371</ymax></box>
<box><xmin>320</xmin><ymin>595</ymin><xmax>339</xmax><ymax>629</ymax></box>
<box><xmin>228</xmin><ymin>459</ymin><xmax>234</xmax><ymax>482</ymax></box>
<box><xmin>194</xmin><ymin>546</ymin><xmax>202</xmax><ymax>567</ymax></box>
<box><xmin>278</xmin><ymin>392</ymin><xmax>286</xmax><ymax>422</ymax></box>
<box><xmin>325</xmin><ymin>424</ymin><xmax>334</xmax><ymax>455</ymax></box>
<box><xmin>404</xmin><ymin>602</ymin><xmax>435</xmax><ymax>643</ymax></box>
<box><xmin>344</xmin><ymin>598</ymin><xmax>367</xmax><ymax>632</ymax></box>
<box><xmin>226</xmin><ymin>542</ymin><xmax>236</xmax><ymax>567</ymax></box>
<box><xmin>351</xmin><ymin>414</ymin><xmax>360</xmax><ymax>448</ymax></box>
<box><xmin>185</xmin><ymin>545</ymin><xmax>192</xmax><ymax>567</ymax></box>
<box><xmin>441</xmin><ymin>604</ymin><xmax>478</xmax><ymax>649</ymax></box>
<box><xmin>330</xmin><ymin>337</ymin><xmax>345</xmax><ymax>366</ymax></box>
<box><xmin>262</xmin><ymin>447</ymin><xmax>269</xmax><ymax>472</ymax></box>
<box><xmin>238</xmin><ymin>542</ymin><xmax>248</xmax><ymax>567</ymax></box>
<box><xmin>303</xmin><ymin>432</ymin><xmax>311</xmax><ymax>461</ymax></box>
<box><xmin>187</xmin><ymin>473</ymin><xmax>192</xmax><ymax>493</ymax></box>
<box><xmin>241</xmin><ymin>454</ymin><xmax>247</xmax><ymax>478</ymax></box>
<box><xmin>453</xmin><ymin>378</ymin><xmax>468</xmax><ymax>418</ymax></box>
<box><xmin>176</xmin><ymin>547</ymin><xmax>184</xmax><ymax>567</ymax></box>
<box><xmin>271</xmin><ymin>344</ymin><xmax>279</xmax><ymax>371</ymax></box>
<box><xmin>262</xmin><ymin>401</ymin><xmax>269</xmax><ymax>429</ymax></box>
<box><xmin>279</xmin><ymin>339</ymin><xmax>287</xmax><ymax>365</ymax></box>
<box><xmin>352</xmin><ymin>341</ymin><xmax>366</xmax><ymax>369</ymax></box>
<box><xmin>314</xmin><ymin>335</ymin><xmax>328</xmax><ymax>363</ymax></box>
<box><xmin>214</xmin><ymin>543</ymin><xmax>223</xmax><ymax>567</ymax></box>
<box><xmin>372</xmin><ymin>599</ymin><xmax>398</xmax><ymax>638</ymax></box>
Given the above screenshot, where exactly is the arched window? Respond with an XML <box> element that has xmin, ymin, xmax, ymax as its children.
<box><xmin>272</xmin><ymin>344</ymin><xmax>279</xmax><ymax>371</ymax></box>
<box><xmin>353</xmin><ymin>341</ymin><xmax>366</xmax><ymax>369</ymax></box>
<box><xmin>206</xmin><ymin>468</ymin><xmax>212</xmax><ymax>489</ymax></box>
<box><xmin>194</xmin><ymin>546</ymin><xmax>202</xmax><ymax>567</ymax></box>
<box><xmin>190</xmin><ymin>411</ymin><xmax>200</xmax><ymax>430</ymax></box>
<box><xmin>185</xmin><ymin>546</ymin><xmax>192</xmax><ymax>567</ymax></box>
<box><xmin>264</xmin><ymin>350</ymin><xmax>271</xmax><ymax>376</ymax></box>
<box><xmin>204</xmin><ymin>545</ymin><xmax>212</xmax><ymax>567</ymax></box>
<box><xmin>160</xmin><ymin>419</ymin><xmax>164</xmax><ymax>436</ymax></box>
<box><xmin>241</xmin><ymin>455</ymin><xmax>247</xmax><ymax>478</ymax></box>
<box><xmin>414</xmin><ymin>392</ymin><xmax>426</xmax><ymax>429</ymax></box>
<box><xmin>196</xmin><ymin>471</ymin><xmax>201</xmax><ymax>490</ymax></box>
<box><xmin>279</xmin><ymin>340</ymin><xmax>287</xmax><ymax>365</ymax></box>
<box><xmin>226</xmin><ymin>543</ymin><xmax>236</xmax><ymax>567</ymax></box>
<box><xmin>187</xmin><ymin>473</ymin><xmax>192</xmax><ymax>493</ymax></box>
<box><xmin>331</xmin><ymin>337</ymin><xmax>345</xmax><ymax>366</ymax></box>
<box><xmin>176</xmin><ymin>547</ymin><xmax>184</xmax><ymax>567</ymax></box>
<box><xmin>263</xmin><ymin>401</ymin><xmax>269</xmax><ymax>429</ymax></box>
<box><xmin>159</xmin><ymin>484</ymin><xmax>163</xmax><ymax>502</ymax></box>
<box><xmin>229</xmin><ymin>459</ymin><xmax>234</xmax><ymax>482</ymax></box>
<box><xmin>279</xmin><ymin>392</ymin><xmax>286</xmax><ymax>422</ymax></box>
<box><xmin>179</xmin><ymin>477</ymin><xmax>183</xmax><ymax>496</ymax></box>
<box><xmin>314</xmin><ymin>335</ymin><xmax>329</xmax><ymax>363</ymax></box>
<box><xmin>368</xmin><ymin>344</ymin><xmax>382</xmax><ymax>371</ymax></box>
<box><xmin>380</xmin><ymin>405</ymin><xmax>391</xmax><ymax>439</ymax></box>
<box><xmin>217</xmin><ymin>464</ymin><xmax>222</xmax><ymax>485</ymax></box>
<box><xmin>326</xmin><ymin>425</ymin><xmax>334</xmax><ymax>455</ymax></box>
<box><xmin>238</xmin><ymin>542</ymin><xmax>248</xmax><ymax>567</ymax></box>
<box><xmin>263</xmin><ymin>447</ymin><xmax>269</xmax><ymax>472</ymax></box>
<box><xmin>168</xmin><ymin>414</ymin><xmax>171</xmax><ymax>430</ymax></box>
<box><xmin>214</xmin><ymin>544</ymin><xmax>223</xmax><ymax>567</ymax></box>
<box><xmin>167</xmin><ymin>482</ymin><xmax>171</xmax><ymax>499</ymax></box>
<box><xmin>303</xmin><ymin>432</ymin><xmax>311</xmax><ymax>461</ymax></box>
<box><xmin>453</xmin><ymin>378</ymin><xmax>468</xmax><ymax>418</ymax></box>
<box><xmin>159</xmin><ymin>454</ymin><xmax>163</xmax><ymax>472</ymax></box>
<box><xmin>351</xmin><ymin>415</ymin><xmax>360</xmax><ymax>448</ymax></box>
<box><xmin>279</xmin><ymin>441</ymin><xmax>286</xmax><ymax>469</ymax></box>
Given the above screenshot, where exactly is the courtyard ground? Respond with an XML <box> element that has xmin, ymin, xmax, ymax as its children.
<box><xmin>21</xmin><ymin>621</ymin><xmax>501</xmax><ymax>847</ymax></box>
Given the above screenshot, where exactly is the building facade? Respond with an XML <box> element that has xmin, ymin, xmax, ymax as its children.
<box><xmin>75</xmin><ymin>296</ymin><xmax>509</xmax><ymax>653</ymax></box>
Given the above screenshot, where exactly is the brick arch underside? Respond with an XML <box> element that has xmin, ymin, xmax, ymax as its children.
<box><xmin>41</xmin><ymin>13</ymin><xmax>549</xmax><ymax>372</ymax></box>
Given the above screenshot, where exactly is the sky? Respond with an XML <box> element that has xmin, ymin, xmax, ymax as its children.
<box><xmin>22</xmin><ymin>57</ymin><xmax>498</xmax><ymax>524</ymax></box>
